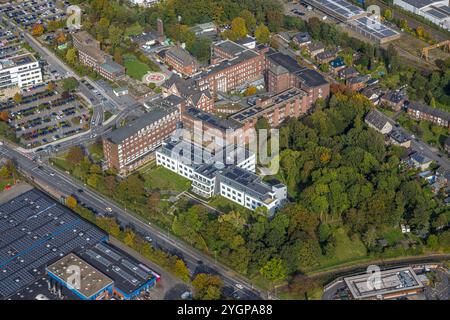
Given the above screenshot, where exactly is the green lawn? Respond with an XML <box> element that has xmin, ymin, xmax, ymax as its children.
<box><xmin>123</xmin><ymin>54</ymin><xmax>149</xmax><ymax>80</ymax></box>
<box><xmin>142</xmin><ymin>166</ymin><xmax>191</xmax><ymax>193</ymax></box>
<box><xmin>50</xmin><ymin>157</ymin><xmax>73</xmax><ymax>173</ymax></box>
<box><xmin>318</xmin><ymin>227</ymin><xmax>367</xmax><ymax>268</ymax></box>
<box><xmin>208</xmin><ymin>195</ymin><xmax>253</xmax><ymax>215</ymax></box>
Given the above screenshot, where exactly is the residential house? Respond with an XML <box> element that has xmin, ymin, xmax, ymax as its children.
<box><xmin>315</xmin><ymin>49</ymin><xmax>338</xmax><ymax>64</ymax></box>
<box><xmin>337</xmin><ymin>66</ymin><xmax>359</xmax><ymax>80</ymax></box>
<box><xmin>389</xmin><ymin>129</ymin><xmax>411</xmax><ymax>148</ymax></box>
<box><xmin>410</xmin><ymin>152</ymin><xmax>433</xmax><ymax>171</ymax></box>
<box><xmin>292</xmin><ymin>32</ymin><xmax>312</xmax><ymax>47</ymax></box>
<box><xmin>380</xmin><ymin>89</ymin><xmax>407</xmax><ymax>111</ymax></box>
<box><xmin>364</xmin><ymin>109</ymin><xmax>393</xmax><ymax>134</ymax></box>
<box><xmin>306</xmin><ymin>42</ymin><xmax>325</xmax><ymax>58</ymax></box>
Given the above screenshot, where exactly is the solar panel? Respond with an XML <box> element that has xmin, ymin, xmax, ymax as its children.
<box><xmin>84</xmin><ymin>250</ymin><xmax>112</xmax><ymax>268</ymax></box>
<box><xmin>121</xmin><ymin>259</ymin><xmax>149</xmax><ymax>280</ymax></box>
<box><xmin>112</xmin><ymin>266</ymin><xmax>139</xmax><ymax>286</ymax></box>
<box><xmin>95</xmin><ymin>243</ymin><xmax>121</xmax><ymax>261</ymax></box>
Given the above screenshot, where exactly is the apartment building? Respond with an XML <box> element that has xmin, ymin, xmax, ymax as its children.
<box><xmin>156</xmin><ymin>139</ymin><xmax>286</xmax><ymax>214</ymax></box>
<box><xmin>407</xmin><ymin>101</ymin><xmax>450</xmax><ymax>128</ymax></box>
<box><xmin>265</xmin><ymin>51</ymin><xmax>330</xmax><ymax>105</ymax></box>
<box><xmin>162</xmin><ymin>75</ymin><xmax>214</xmax><ymax>112</ymax></box>
<box><xmin>72</xmin><ymin>31</ymin><xmax>125</xmax><ymax>81</ymax></box>
<box><xmin>0</xmin><ymin>53</ymin><xmax>42</xmax><ymax>90</ymax></box>
<box><xmin>161</xmin><ymin>46</ymin><xmax>199</xmax><ymax>76</ymax></box>
<box><xmin>103</xmin><ymin>107</ymin><xmax>180</xmax><ymax>172</ymax></box>
<box><xmin>231</xmin><ymin>87</ymin><xmax>310</xmax><ymax>129</ymax></box>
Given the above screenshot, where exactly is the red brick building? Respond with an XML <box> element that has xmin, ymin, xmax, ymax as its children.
<box><xmin>196</xmin><ymin>40</ymin><xmax>266</xmax><ymax>96</ymax></box>
<box><xmin>72</xmin><ymin>31</ymin><xmax>124</xmax><ymax>81</ymax></box>
<box><xmin>103</xmin><ymin>106</ymin><xmax>180</xmax><ymax>172</ymax></box>
<box><xmin>265</xmin><ymin>51</ymin><xmax>330</xmax><ymax>105</ymax></box>
<box><xmin>162</xmin><ymin>75</ymin><xmax>214</xmax><ymax>112</ymax></box>
<box><xmin>231</xmin><ymin>88</ymin><xmax>310</xmax><ymax>132</ymax></box>
<box><xmin>407</xmin><ymin>101</ymin><xmax>450</xmax><ymax>128</ymax></box>
<box><xmin>162</xmin><ymin>46</ymin><xmax>199</xmax><ymax>76</ymax></box>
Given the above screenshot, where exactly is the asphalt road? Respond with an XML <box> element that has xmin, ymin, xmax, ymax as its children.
<box><xmin>0</xmin><ymin>143</ymin><xmax>264</xmax><ymax>300</ymax></box>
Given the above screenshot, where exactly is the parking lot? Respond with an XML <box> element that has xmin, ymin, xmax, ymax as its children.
<box><xmin>0</xmin><ymin>0</ymin><xmax>67</xmax><ymax>29</ymax></box>
<box><xmin>0</xmin><ymin>83</ymin><xmax>90</xmax><ymax>148</ymax></box>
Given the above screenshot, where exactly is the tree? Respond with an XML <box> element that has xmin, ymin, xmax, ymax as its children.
<box><xmin>66</xmin><ymin>146</ymin><xmax>84</xmax><ymax>166</ymax></box>
<box><xmin>56</xmin><ymin>32</ymin><xmax>67</xmax><ymax>44</ymax></box>
<box><xmin>66</xmin><ymin>48</ymin><xmax>77</xmax><ymax>65</ymax></box>
<box><xmin>123</xmin><ymin>229</ymin><xmax>136</xmax><ymax>248</ymax></box>
<box><xmin>240</xmin><ymin>10</ymin><xmax>256</xmax><ymax>32</ymax></box>
<box><xmin>147</xmin><ymin>191</ymin><xmax>161</xmax><ymax>210</ymax></box>
<box><xmin>173</xmin><ymin>259</ymin><xmax>190</xmax><ymax>282</ymax></box>
<box><xmin>32</xmin><ymin>24</ymin><xmax>44</xmax><ymax>36</ymax></box>
<box><xmin>259</xmin><ymin>258</ymin><xmax>287</xmax><ymax>284</ymax></box>
<box><xmin>255</xmin><ymin>25</ymin><xmax>270</xmax><ymax>44</ymax></box>
<box><xmin>63</xmin><ymin>77</ymin><xmax>79</xmax><ymax>92</ymax></box>
<box><xmin>188</xmin><ymin>37</ymin><xmax>212</xmax><ymax>63</ymax></box>
<box><xmin>114</xmin><ymin>49</ymin><xmax>123</xmax><ymax>65</ymax></box>
<box><xmin>244</xmin><ymin>86</ymin><xmax>257</xmax><ymax>96</ymax></box>
<box><xmin>383</xmin><ymin>9</ymin><xmax>393</xmax><ymax>21</ymax></box>
<box><xmin>192</xmin><ymin>273</ymin><xmax>223</xmax><ymax>300</ymax></box>
<box><xmin>66</xmin><ymin>196</ymin><xmax>77</xmax><ymax>209</ymax></box>
<box><xmin>47</xmin><ymin>82</ymin><xmax>55</xmax><ymax>92</ymax></box>
<box><xmin>267</xmin><ymin>10</ymin><xmax>283</xmax><ymax>32</ymax></box>
<box><xmin>0</xmin><ymin>111</ymin><xmax>9</xmax><ymax>122</ymax></box>
<box><xmin>13</xmin><ymin>93</ymin><xmax>22</xmax><ymax>104</ymax></box>
<box><xmin>230</xmin><ymin>17</ymin><xmax>248</xmax><ymax>40</ymax></box>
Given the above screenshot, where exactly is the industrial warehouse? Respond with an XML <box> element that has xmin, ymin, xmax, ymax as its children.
<box><xmin>304</xmin><ymin>0</ymin><xmax>401</xmax><ymax>43</ymax></box>
<box><xmin>0</xmin><ymin>188</ymin><xmax>160</xmax><ymax>300</ymax></box>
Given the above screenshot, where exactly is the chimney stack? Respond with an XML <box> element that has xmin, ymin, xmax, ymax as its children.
<box><xmin>156</xmin><ymin>18</ymin><xmax>164</xmax><ymax>38</ymax></box>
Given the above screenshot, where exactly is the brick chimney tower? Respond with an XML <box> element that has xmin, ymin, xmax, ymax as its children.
<box><xmin>156</xmin><ymin>18</ymin><xmax>164</xmax><ymax>39</ymax></box>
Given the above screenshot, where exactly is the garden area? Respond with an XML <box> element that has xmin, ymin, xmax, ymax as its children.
<box><xmin>397</xmin><ymin>113</ymin><xmax>449</xmax><ymax>150</ymax></box>
<box><xmin>123</xmin><ymin>53</ymin><xmax>150</xmax><ymax>80</ymax></box>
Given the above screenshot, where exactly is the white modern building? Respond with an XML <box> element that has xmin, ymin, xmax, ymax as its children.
<box><xmin>394</xmin><ymin>0</ymin><xmax>450</xmax><ymax>30</ymax></box>
<box><xmin>218</xmin><ymin>166</ymin><xmax>287</xmax><ymax>214</ymax></box>
<box><xmin>0</xmin><ymin>54</ymin><xmax>43</xmax><ymax>90</ymax></box>
<box><xmin>156</xmin><ymin>138</ymin><xmax>287</xmax><ymax>215</ymax></box>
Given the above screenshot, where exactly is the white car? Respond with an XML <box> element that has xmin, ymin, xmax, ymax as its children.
<box><xmin>105</xmin><ymin>207</ymin><xmax>112</xmax><ymax>212</ymax></box>
<box><xmin>235</xmin><ymin>283</ymin><xmax>244</xmax><ymax>290</ymax></box>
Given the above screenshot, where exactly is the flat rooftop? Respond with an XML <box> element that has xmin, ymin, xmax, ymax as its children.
<box><xmin>344</xmin><ymin>267</ymin><xmax>424</xmax><ymax>299</ymax></box>
<box><xmin>231</xmin><ymin>88</ymin><xmax>307</xmax><ymax>123</ymax></box>
<box><xmin>0</xmin><ymin>189</ymin><xmax>107</xmax><ymax>299</ymax></box>
<box><xmin>185</xmin><ymin>107</ymin><xmax>243</xmax><ymax>131</ymax></box>
<box><xmin>46</xmin><ymin>253</ymin><xmax>113</xmax><ymax>300</ymax></box>
<box><xmin>158</xmin><ymin>138</ymin><xmax>253</xmax><ymax>168</ymax></box>
<box><xmin>305</xmin><ymin>0</ymin><xmax>366</xmax><ymax>21</ymax></box>
<box><xmin>79</xmin><ymin>242</ymin><xmax>157</xmax><ymax>296</ymax></box>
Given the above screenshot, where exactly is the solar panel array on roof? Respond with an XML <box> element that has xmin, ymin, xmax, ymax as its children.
<box><xmin>0</xmin><ymin>189</ymin><xmax>107</xmax><ymax>299</ymax></box>
<box><xmin>424</xmin><ymin>7</ymin><xmax>448</xmax><ymax>19</ymax></box>
<box><xmin>350</xmin><ymin>17</ymin><xmax>399</xmax><ymax>40</ymax></box>
<box><xmin>306</xmin><ymin>0</ymin><xmax>365</xmax><ymax>20</ymax></box>
<box><xmin>79</xmin><ymin>242</ymin><xmax>156</xmax><ymax>296</ymax></box>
